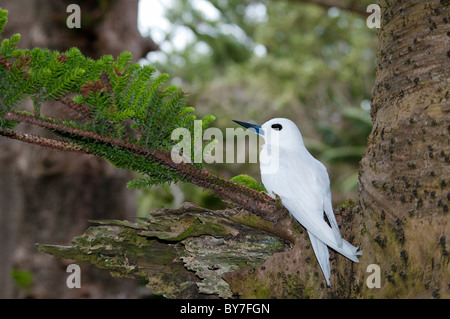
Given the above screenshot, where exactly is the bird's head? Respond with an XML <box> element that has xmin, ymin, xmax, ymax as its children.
<box><xmin>233</xmin><ymin>118</ymin><xmax>304</xmax><ymax>149</ymax></box>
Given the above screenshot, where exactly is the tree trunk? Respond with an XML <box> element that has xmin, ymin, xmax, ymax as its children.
<box><xmin>357</xmin><ymin>0</ymin><xmax>449</xmax><ymax>298</ymax></box>
<box><xmin>0</xmin><ymin>0</ymin><xmax>155</xmax><ymax>298</ymax></box>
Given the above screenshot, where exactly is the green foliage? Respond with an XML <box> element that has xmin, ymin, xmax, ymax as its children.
<box><xmin>231</xmin><ymin>174</ymin><xmax>266</xmax><ymax>192</ymax></box>
<box><xmin>0</xmin><ymin>8</ymin><xmax>7</xmax><ymax>35</ymax></box>
<box><xmin>10</xmin><ymin>268</ymin><xmax>33</xmax><ymax>290</ymax></box>
<box><xmin>339</xmin><ymin>198</ymin><xmax>357</xmax><ymax>208</ymax></box>
<box><xmin>0</xmin><ymin>8</ymin><xmax>215</xmax><ymax>188</ymax></box>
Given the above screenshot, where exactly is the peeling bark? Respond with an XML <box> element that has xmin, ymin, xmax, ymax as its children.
<box><xmin>37</xmin><ymin>203</ymin><xmax>289</xmax><ymax>298</ymax></box>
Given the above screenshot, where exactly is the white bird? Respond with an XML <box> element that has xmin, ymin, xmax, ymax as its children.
<box><xmin>233</xmin><ymin>118</ymin><xmax>362</xmax><ymax>286</ymax></box>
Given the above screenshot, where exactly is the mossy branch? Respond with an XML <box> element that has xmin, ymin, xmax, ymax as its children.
<box><xmin>36</xmin><ymin>203</ymin><xmax>290</xmax><ymax>298</ymax></box>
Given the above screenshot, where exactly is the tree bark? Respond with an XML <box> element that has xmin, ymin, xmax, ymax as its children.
<box><xmin>37</xmin><ymin>203</ymin><xmax>290</xmax><ymax>298</ymax></box>
<box><xmin>0</xmin><ymin>0</ymin><xmax>155</xmax><ymax>298</ymax></box>
<box><xmin>357</xmin><ymin>0</ymin><xmax>449</xmax><ymax>298</ymax></box>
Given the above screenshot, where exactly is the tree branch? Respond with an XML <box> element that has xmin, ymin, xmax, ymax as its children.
<box><xmin>4</xmin><ymin>110</ymin><xmax>290</xmax><ymax>229</ymax></box>
<box><xmin>36</xmin><ymin>203</ymin><xmax>290</xmax><ymax>298</ymax></box>
<box><xmin>0</xmin><ymin>127</ymin><xmax>91</xmax><ymax>155</ymax></box>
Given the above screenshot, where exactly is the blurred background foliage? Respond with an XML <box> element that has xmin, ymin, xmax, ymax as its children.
<box><xmin>136</xmin><ymin>0</ymin><xmax>377</xmax><ymax>214</ymax></box>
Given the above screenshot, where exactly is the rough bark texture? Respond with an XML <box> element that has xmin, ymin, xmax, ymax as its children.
<box><xmin>357</xmin><ymin>0</ymin><xmax>449</xmax><ymax>298</ymax></box>
<box><xmin>0</xmin><ymin>0</ymin><xmax>155</xmax><ymax>298</ymax></box>
<box><xmin>37</xmin><ymin>203</ymin><xmax>290</xmax><ymax>298</ymax></box>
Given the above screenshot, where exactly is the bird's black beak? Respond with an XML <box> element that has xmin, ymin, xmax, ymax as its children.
<box><xmin>232</xmin><ymin>120</ymin><xmax>264</xmax><ymax>135</ymax></box>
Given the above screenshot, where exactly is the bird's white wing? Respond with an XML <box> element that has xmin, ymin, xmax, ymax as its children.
<box><xmin>263</xmin><ymin>149</ymin><xmax>343</xmax><ymax>248</ymax></box>
<box><xmin>323</xmin><ymin>190</ymin><xmax>343</xmax><ymax>248</ymax></box>
<box><xmin>261</xmin><ymin>147</ymin><xmax>360</xmax><ymax>261</ymax></box>
<box><xmin>307</xmin><ymin>157</ymin><xmax>344</xmax><ymax>248</ymax></box>
<box><xmin>262</xmin><ymin>148</ymin><xmax>326</xmax><ymax>206</ymax></box>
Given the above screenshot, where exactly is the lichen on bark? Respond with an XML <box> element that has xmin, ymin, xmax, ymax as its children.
<box><xmin>36</xmin><ymin>202</ymin><xmax>289</xmax><ymax>298</ymax></box>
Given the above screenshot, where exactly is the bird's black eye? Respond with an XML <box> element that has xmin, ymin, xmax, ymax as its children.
<box><xmin>271</xmin><ymin>123</ymin><xmax>282</xmax><ymax>131</ymax></box>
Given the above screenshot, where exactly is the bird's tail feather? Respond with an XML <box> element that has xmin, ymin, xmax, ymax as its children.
<box><xmin>332</xmin><ymin>239</ymin><xmax>361</xmax><ymax>263</ymax></box>
<box><xmin>285</xmin><ymin>202</ymin><xmax>362</xmax><ymax>263</ymax></box>
<box><xmin>308</xmin><ymin>231</ymin><xmax>330</xmax><ymax>286</ymax></box>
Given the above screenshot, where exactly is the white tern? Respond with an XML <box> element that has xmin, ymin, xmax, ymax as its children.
<box><xmin>233</xmin><ymin>118</ymin><xmax>362</xmax><ymax>286</ymax></box>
